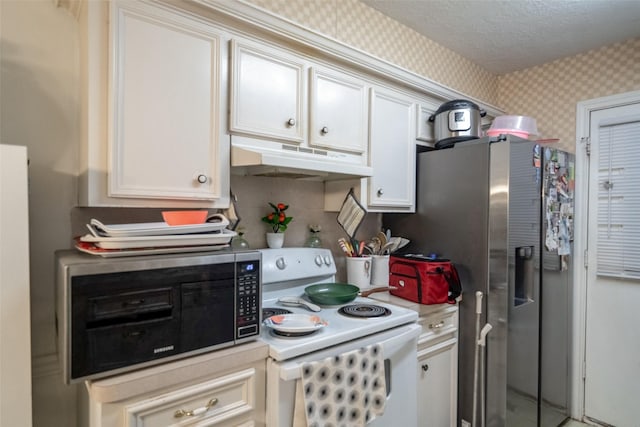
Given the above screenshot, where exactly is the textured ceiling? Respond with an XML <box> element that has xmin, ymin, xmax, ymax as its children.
<box><xmin>360</xmin><ymin>0</ymin><xmax>640</xmax><ymax>75</ymax></box>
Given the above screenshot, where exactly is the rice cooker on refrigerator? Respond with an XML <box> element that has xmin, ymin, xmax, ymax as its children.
<box><xmin>429</xmin><ymin>99</ymin><xmax>486</xmax><ymax>149</ymax></box>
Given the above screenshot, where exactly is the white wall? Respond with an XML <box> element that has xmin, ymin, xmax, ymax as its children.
<box><xmin>0</xmin><ymin>1</ymin><xmax>79</xmax><ymax>425</ymax></box>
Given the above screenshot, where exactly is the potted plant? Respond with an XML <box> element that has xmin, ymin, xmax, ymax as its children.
<box><xmin>261</xmin><ymin>202</ymin><xmax>292</xmax><ymax>248</ymax></box>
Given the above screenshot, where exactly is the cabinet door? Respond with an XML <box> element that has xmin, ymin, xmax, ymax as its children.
<box><xmin>367</xmin><ymin>87</ymin><xmax>416</xmax><ymax>211</ymax></box>
<box><xmin>110</xmin><ymin>1</ymin><xmax>224</xmax><ymax>201</ymax></box>
<box><xmin>309</xmin><ymin>67</ymin><xmax>368</xmax><ymax>153</ymax></box>
<box><xmin>230</xmin><ymin>40</ymin><xmax>305</xmax><ymax>143</ymax></box>
<box><xmin>417</xmin><ymin>338</ymin><xmax>458</xmax><ymax>427</ymax></box>
<box><xmin>122</xmin><ymin>368</ymin><xmax>258</xmax><ymax>426</ymax></box>
<box><xmin>416</xmin><ymin>100</ymin><xmax>439</xmax><ymax>145</ymax></box>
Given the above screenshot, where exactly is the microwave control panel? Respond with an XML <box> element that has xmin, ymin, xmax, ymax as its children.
<box><xmin>236</xmin><ymin>259</ymin><xmax>260</xmax><ymax>339</ymax></box>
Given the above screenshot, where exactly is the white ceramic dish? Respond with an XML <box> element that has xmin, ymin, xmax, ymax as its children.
<box><xmin>75</xmin><ymin>240</ymin><xmax>229</xmax><ymax>258</ymax></box>
<box><xmin>263</xmin><ymin>314</ymin><xmax>328</xmax><ymax>334</ymax></box>
<box><xmin>79</xmin><ymin>229</ymin><xmax>236</xmax><ymax>249</ymax></box>
<box><xmin>89</xmin><ymin>213</ymin><xmax>229</xmax><ymax>237</ymax></box>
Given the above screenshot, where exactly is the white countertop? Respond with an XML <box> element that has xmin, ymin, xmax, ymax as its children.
<box><xmin>368</xmin><ymin>290</ymin><xmax>459</xmax><ymax>316</ymax></box>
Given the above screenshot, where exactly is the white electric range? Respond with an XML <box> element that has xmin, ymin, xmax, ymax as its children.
<box><xmin>258</xmin><ymin>247</ymin><xmax>420</xmax><ymax>427</ymax></box>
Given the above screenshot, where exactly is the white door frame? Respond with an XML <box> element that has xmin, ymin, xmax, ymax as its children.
<box><xmin>572</xmin><ymin>89</ymin><xmax>640</xmax><ymax>419</ymax></box>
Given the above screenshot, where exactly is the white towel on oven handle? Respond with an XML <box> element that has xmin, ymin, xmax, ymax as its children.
<box><xmin>293</xmin><ymin>343</ymin><xmax>387</xmax><ymax>427</ymax></box>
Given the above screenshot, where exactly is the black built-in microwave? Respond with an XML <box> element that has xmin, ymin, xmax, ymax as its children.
<box><xmin>55</xmin><ymin>250</ymin><xmax>260</xmax><ymax>383</ymax></box>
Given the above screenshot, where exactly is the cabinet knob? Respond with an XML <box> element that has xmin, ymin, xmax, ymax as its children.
<box><xmin>286</xmin><ymin>118</ymin><xmax>296</xmax><ymax>127</ymax></box>
<box><xmin>421</xmin><ymin>364</ymin><xmax>429</xmax><ymax>372</ymax></box>
<box><xmin>196</xmin><ymin>174</ymin><xmax>208</xmax><ymax>184</ymax></box>
<box><xmin>320</xmin><ymin>126</ymin><xmax>329</xmax><ymax>135</ymax></box>
<box><xmin>377</xmin><ymin>188</ymin><xmax>384</xmax><ymax>197</ymax></box>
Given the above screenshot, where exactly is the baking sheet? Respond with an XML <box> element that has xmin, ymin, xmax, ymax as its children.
<box><xmin>79</xmin><ymin>229</ymin><xmax>236</xmax><ymax>249</ymax></box>
<box><xmin>89</xmin><ymin>214</ymin><xmax>229</xmax><ymax>237</ymax></box>
<box><xmin>75</xmin><ymin>240</ymin><xmax>230</xmax><ymax>258</ymax></box>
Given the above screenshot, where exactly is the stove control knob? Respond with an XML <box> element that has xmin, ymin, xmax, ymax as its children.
<box><xmin>314</xmin><ymin>255</ymin><xmax>323</xmax><ymax>266</ymax></box>
<box><xmin>323</xmin><ymin>256</ymin><xmax>332</xmax><ymax>266</ymax></box>
<box><xmin>276</xmin><ymin>257</ymin><xmax>287</xmax><ymax>270</ymax></box>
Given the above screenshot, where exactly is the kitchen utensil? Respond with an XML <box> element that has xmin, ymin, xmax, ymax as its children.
<box><xmin>396</xmin><ymin>237</ymin><xmax>410</xmax><ymax>251</ymax></box>
<box><xmin>429</xmin><ymin>99</ymin><xmax>486</xmax><ymax>149</ymax></box>
<box><xmin>304</xmin><ymin>283</ymin><xmax>394</xmax><ymax>305</ymax></box>
<box><xmin>386</xmin><ymin>237</ymin><xmax>401</xmax><ymax>253</ymax></box>
<box><xmin>338</xmin><ymin>237</ymin><xmax>355</xmax><ymax>257</ymax></box>
<box><xmin>337</xmin><ymin>188</ymin><xmax>366</xmax><ymax>238</ymax></box>
<box><xmin>368</xmin><ymin>237</ymin><xmax>381</xmax><ymax>255</ymax></box>
<box><xmin>380</xmin><ymin>241</ymin><xmax>395</xmax><ymax>255</ymax></box>
<box><xmin>161</xmin><ymin>210</ymin><xmax>208</xmax><ymax>226</ymax></box>
<box><xmin>277</xmin><ymin>296</ymin><xmax>321</xmax><ymax>312</ymax></box>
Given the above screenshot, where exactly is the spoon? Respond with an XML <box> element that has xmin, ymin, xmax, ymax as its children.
<box><xmin>380</xmin><ymin>241</ymin><xmax>396</xmax><ymax>255</ymax></box>
<box><xmin>278</xmin><ymin>297</ymin><xmax>321</xmax><ymax>312</ymax></box>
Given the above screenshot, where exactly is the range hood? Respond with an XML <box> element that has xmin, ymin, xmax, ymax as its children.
<box><xmin>230</xmin><ymin>136</ymin><xmax>373</xmax><ymax>180</ymax></box>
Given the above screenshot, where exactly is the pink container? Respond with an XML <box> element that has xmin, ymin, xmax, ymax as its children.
<box><xmin>487</xmin><ymin>115</ymin><xmax>538</xmax><ymax>139</ymax></box>
<box><xmin>162</xmin><ymin>210</ymin><xmax>208</xmax><ymax>226</ymax></box>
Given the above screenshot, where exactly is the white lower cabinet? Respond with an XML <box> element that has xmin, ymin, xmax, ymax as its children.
<box><xmin>83</xmin><ymin>343</ymin><xmax>268</xmax><ymax>427</ymax></box>
<box><xmin>416</xmin><ymin>306</ymin><xmax>459</xmax><ymax>427</ymax></box>
<box><xmin>369</xmin><ymin>295</ymin><xmax>459</xmax><ymax>425</ymax></box>
<box><xmin>122</xmin><ymin>369</ymin><xmax>256</xmax><ymax>426</ymax></box>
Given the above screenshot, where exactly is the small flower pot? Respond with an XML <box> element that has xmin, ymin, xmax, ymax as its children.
<box><xmin>266</xmin><ymin>232</ymin><xmax>285</xmax><ymax>249</ymax></box>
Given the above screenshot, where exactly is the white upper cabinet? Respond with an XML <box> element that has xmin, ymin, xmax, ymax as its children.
<box><xmin>416</xmin><ymin>100</ymin><xmax>440</xmax><ymax>147</ymax></box>
<box><xmin>79</xmin><ymin>0</ymin><xmax>230</xmax><ymax>207</ymax></box>
<box><xmin>230</xmin><ymin>39</ymin><xmax>306</xmax><ymax>143</ymax></box>
<box><xmin>309</xmin><ymin>67</ymin><xmax>368</xmax><ymax>154</ymax></box>
<box><xmin>367</xmin><ymin>87</ymin><xmax>416</xmax><ymax>212</ymax></box>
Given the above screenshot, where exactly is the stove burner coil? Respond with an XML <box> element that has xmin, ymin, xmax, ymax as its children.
<box><xmin>263</xmin><ymin>307</ymin><xmax>292</xmax><ymax>319</ymax></box>
<box><xmin>338</xmin><ymin>304</ymin><xmax>391</xmax><ymax>318</ymax></box>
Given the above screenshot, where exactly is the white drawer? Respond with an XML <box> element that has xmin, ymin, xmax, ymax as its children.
<box><xmin>123</xmin><ymin>368</ymin><xmax>256</xmax><ymax>426</ymax></box>
<box><xmin>417</xmin><ymin>306</ymin><xmax>458</xmax><ymax>348</ymax></box>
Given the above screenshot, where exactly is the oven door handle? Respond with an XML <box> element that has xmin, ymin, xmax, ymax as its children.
<box><xmin>277</xmin><ymin>323</ymin><xmax>421</xmax><ymax>381</ymax></box>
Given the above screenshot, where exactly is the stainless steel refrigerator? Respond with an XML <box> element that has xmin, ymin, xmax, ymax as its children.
<box><xmin>384</xmin><ymin>135</ymin><xmax>574</xmax><ymax>427</ymax></box>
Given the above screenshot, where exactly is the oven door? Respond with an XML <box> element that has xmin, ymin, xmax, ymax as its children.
<box><xmin>265</xmin><ymin>323</ymin><xmax>420</xmax><ymax>426</ymax></box>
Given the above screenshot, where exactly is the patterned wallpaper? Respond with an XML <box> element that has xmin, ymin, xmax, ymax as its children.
<box><xmin>246</xmin><ymin>0</ymin><xmax>499</xmax><ymax>104</ymax></box>
<box><xmin>498</xmin><ymin>38</ymin><xmax>640</xmax><ymax>153</ymax></box>
<box><xmin>245</xmin><ymin>0</ymin><xmax>640</xmax><ymax>154</ymax></box>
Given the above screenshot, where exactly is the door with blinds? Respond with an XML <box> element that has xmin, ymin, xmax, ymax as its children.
<box><xmin>584</xmin><ymin>100</ymin><xmax>640</xmax><ymax>426</ymax></box>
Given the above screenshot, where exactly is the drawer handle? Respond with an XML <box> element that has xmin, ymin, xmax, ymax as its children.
<box><xmin>421</xmin><ymin>363</ymin><xmax>429</xmax><ymax>372</ymax></box>
<box><xmin>174</xmin><ymin>398</ymin><xmax>218</xmax><ymax>418</ymax></box>
<box><xmin>429</xmin><ymin>321</ymin><xmax>445</xmax><ymax>329</ymax></box>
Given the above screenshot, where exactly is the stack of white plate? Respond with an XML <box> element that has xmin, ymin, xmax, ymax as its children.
<box><xmin>75</xmin><ymin>214</ymin><xmax>235</xmax><ymax>257</ymax></box>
